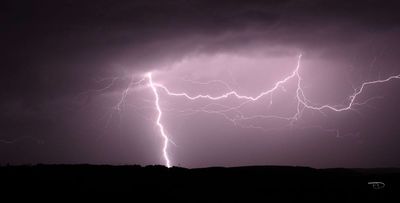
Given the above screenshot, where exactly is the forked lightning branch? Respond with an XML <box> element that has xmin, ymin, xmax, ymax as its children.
<box><xmin>115</xmin><ymin>54</ymin><xmax>399</xmax><ymax>168</ymax></box>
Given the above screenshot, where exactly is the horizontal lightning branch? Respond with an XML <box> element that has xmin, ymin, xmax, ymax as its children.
<box><xmin>144</xmin><ymin>54</ymin><xmax>400</xmax><ymax>167</ymax></box>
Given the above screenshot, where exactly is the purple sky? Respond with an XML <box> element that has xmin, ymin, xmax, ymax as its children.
<box><xmin>1</xmin><ymin>0</ymin><xmax>400</xmax><ymax>168</ymax></box>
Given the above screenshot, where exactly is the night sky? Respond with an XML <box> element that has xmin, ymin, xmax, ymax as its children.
<box><xmin>1</xmin><ymin>0</ymin><xmax>400</xmax><ymax>168</ymax></box>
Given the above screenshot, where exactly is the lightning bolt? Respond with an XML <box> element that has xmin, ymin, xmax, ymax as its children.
<box><xmin>144</xmin><ymin>54</ymin><xmax>400</xmax><ymax>167</ymax></box>
<box><xmin>297</xmin><ymin>74</ymin><xmax>400</xmax><ymax>112</ymax></box>
<box><xmin>147</xmin><ymin>73</ymin><xmax>171</xmax><ymax>168</ymax></box>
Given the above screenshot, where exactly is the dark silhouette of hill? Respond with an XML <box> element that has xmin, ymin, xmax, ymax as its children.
<box><xmin>0</xmin><ymin>164</ymin><xmax>398</xmax><ymax>200</ymax></box>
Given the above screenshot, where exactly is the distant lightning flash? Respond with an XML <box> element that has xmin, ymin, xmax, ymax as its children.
<box><xmin>143</xmin><ymin>54</ymin><xmax>400</xmax><ymax>167</ymax></box>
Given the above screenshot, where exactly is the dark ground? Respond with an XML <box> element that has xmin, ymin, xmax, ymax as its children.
<box><xmin>0</xmin><ymin>165</ymin><xmax>399</xmax><ymax>201</ymax></box>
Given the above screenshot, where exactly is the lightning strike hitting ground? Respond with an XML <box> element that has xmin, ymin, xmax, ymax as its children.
<box><xmin>144</xmin><ymin>54</ymin><xmax>400</xmax><ymax>167</ymax></box>
<box><xmin>147</xmin><ymin>73</ymin><xmax>172</xmax><ymax>168</ymax></box>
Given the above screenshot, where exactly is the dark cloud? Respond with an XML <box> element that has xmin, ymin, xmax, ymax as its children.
<box><xmin>1</xmin><ymin>0</ymin><xmax>400</xmax><ymax>166</ymax></box>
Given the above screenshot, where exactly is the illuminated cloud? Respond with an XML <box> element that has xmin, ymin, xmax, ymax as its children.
<box><xmin>1</xmin><ymin>0</ymin><xmax>400</xmax><ymax>167</ymax></box>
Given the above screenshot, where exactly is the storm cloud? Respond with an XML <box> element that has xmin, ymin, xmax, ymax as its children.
<box><xmin>1</xmin><ymin>0</ymin><xmax>400</xmax><ymax>167</ymax></box>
